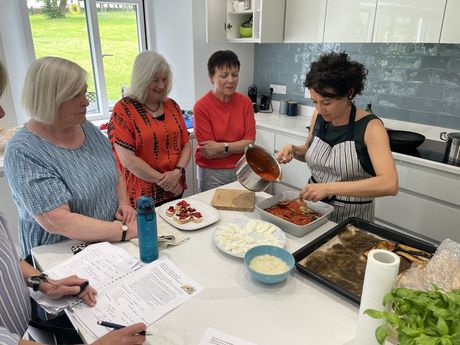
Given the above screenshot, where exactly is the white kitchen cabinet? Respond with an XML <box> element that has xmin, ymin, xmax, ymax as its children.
<box><xmin>275</xmin><ymin>133</ymin><xmax>311</xmax><ymax>190</ymax></box>
<box><xmin>375</xmin><ymin>159</ymin><xmax>460</xmax><ymax>243</ymax></box>
<box><xmin>323</xmin><ymin>0</ymin><xmax>377</xmax><ymax>43</ymax></box>
<box><xmin>0</xmin><ymin>174</ymin><xmax>19</xmax><ymax>246</ymax></box>
<box><xmin>372</xmin><ymin>0</ymin><xmax>446</xmax><ymax>43</ymax></box>
<box><xmin>206</xmin><ymin>0</ymin><xmax>286</xmax><ymax>43</ymax></box>
<box><xmin>440</xmin><ymin>0</ymin><xmax>460</xmax><ymax>43</ymax></box>
<box><xmin>184</xmin><ymin>136</ymin><xmax>197</xmax><ymax>197</ymax></box>
<box><xmin>283</xmin><ymin>0</ymin><xmax>326</xmax><ymax>43</ymax></box>
<box><xmin>255</xmin><ymin>127</ymin><xmax>275</xmax><ymax>154</ymax></box>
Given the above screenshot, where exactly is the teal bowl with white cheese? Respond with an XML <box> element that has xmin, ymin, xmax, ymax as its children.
<box><xmin>244</xmin><ymin>245</ymin><xmax>294</xmax><ymax>284</ymax></box>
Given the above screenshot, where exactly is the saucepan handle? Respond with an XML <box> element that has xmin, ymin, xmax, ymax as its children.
<box><xmin>440</xmin><ymin>132</ymin><xmax>448</xmax><ymax>141</ymax></box>
<box><xmin>244</xmin><ymin>143</ymin><xmax>255</xmax><ymax>153</ymax></box>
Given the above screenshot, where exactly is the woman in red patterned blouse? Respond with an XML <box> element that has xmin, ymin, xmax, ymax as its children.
<box><xmin>108</xmin><ymin>51</ymin><xmax>191</xmax><ymax>206</ymax></box>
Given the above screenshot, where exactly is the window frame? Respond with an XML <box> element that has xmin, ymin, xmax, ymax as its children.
<box><xmin>23</xmin><ymin>0</ymin><xmax>148</xmax><ymax>120</ymax></box>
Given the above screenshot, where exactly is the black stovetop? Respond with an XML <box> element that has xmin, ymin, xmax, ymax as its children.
<box><xmin>392</xmin><ymin>138</ymin><xmax>460</xmax><ymax>167</ymax></box>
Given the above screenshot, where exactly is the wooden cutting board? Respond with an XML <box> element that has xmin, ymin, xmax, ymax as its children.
<box><xmin>210</xmin><ymin>188</ymin><xmax>255</xmax><ymax>212</ymax></box>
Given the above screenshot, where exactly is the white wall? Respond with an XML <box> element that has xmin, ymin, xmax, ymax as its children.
<box><xmin>0</xmin><ymin>35</ymin><xmax>17</xmax><ymax>128</ymax></box>
<box><xmin>192</xmin><ymin>0</ymin><xmax>254</xmax><ymax>102</ymax></box>
<box><xmin>147</xmin><ymin>1</ymin><xmax>196</xmax><ymax>110</ymax></box>
<box><xmin>0</xmin><ymin>0</ymin><xmax>34</xmax><ymax>127</ymax></box>
<box><xmin>147</xmin><ymin>0</ymin><xmax>254</xmax><ymax>110</ymax></box>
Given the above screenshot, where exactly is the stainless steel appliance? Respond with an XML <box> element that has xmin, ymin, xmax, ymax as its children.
<box><xmin>440</xmin><ymin>132</ymin><xmax>460</xmax><ymax>164</ymax></box>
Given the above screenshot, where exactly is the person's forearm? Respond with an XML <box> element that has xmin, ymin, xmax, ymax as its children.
<box><xmin>326</xmin><ymin>175</ymin><xmax>399</xmax><ymax>199</ymax></box>
<box><xmin>120</xmin><ymin>155</ymin><xmax>163</xmax><ymax>183</ymax></box>
<box><xmin>210</xmin><ymin>139</ymin><xmax>254</xmax><ymax>159</ymax></box>
<box><xmin>116</xmin><ymin>172</ymin><xmax>130</xmax><ymax>205</ymax></box>
<box><xmin>176</xmin><ymin>143</ymin><xmax>191</xmax><ymax>168</ymax></box>
<box><xmin>20</xmin><ymin>260</ymin><xmax>41</xmax><ymax>278</ymax></box>
<box><xmin>19</xmin><ymin>260</ymin><xmax>60</xmax><ymax>295</ymax></box>
<box><xmin>35</xmin><ymin>211</ymin><xmax>123</xmax><ymax>242</ymax></box>
<box><xmin>228</xmin><ymin>139</ymin><xmax>254</xmax><ymax>153</ymax></box>
<box><xmin>292</xmin><ymin>144</ymin><xmax>308</xmax><ymax>161</ymax></box>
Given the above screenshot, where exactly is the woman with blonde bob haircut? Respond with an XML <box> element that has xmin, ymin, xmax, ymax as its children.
<box><xmin>22</xmin><ymin>57</ymin><xmax>87</xmax><ymax>125</ymax></box>
<box><xmin>108</xmin><ymin>50</ymin><xmax>191</xmax><ymax>207</ymax></box>
<box><xmin>4</xmin><ymin>56</ymin><xmax>138</xmax><ymax>258</ymax></box>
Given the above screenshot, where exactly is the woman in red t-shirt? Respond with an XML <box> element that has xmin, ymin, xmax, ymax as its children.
<box><xmin>193</xmin><ymin>50</ymin><xmax>256</xmax><ymax>192</ymax></box>
<box><xmin>109</xmin><ymin>51</ymin><xmax>191</xmax><ymax>206</ymax></box>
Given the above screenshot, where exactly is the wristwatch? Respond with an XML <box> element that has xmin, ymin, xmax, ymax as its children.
<box><xmin>121</xmin><ymin>223</ymin><xmax>128</xmax><ymax>241</ymax></box>
<box><xmin>27</xmin><ymin>273</ymin><xmax>49</xmax><ymax>291</ymax></box>
<box><xmin>175</xmin><ymin>166</ymin><xmax>185</xmax><ymax>176</ymax></box>
<box><xmin>224</xmin><ymin>142</ymin><xmax>229</xmax><ymax>153</ymax></box>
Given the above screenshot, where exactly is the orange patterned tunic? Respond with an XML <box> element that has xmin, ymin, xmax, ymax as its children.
<box><xmin>108</xmin><ymin>97</ymin><xmax>189</xmax><ymax>206</ymax></box>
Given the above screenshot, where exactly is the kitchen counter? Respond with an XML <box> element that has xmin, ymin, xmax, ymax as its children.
<box><xmin>31</xmin><ymin>181</ymin><xmax>360</xmax><ymax>345</ymax></box>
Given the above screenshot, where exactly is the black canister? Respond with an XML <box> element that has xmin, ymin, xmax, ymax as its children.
<box><xmin>287</xmin><ymin>101</ymin><xmax>298</xmax><ymax>116</ymax></box>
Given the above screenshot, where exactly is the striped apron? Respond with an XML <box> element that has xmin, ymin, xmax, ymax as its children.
<box><xmin>306</xmin><ymin>105</ymin><xmax>374</xmax><ymax>223</ymax></box>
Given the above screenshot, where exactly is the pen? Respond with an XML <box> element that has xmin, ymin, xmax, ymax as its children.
<box><xmin>74</xmin><ymin>281</ymin><xmax>89</xmax><ymax>296</ymax></box>
<box><xmin>79</xmin><ymin>281</ymin><xmax>89</xmax><ymax>293</ymax></box>
<box><xmin>97</xmin><ymin>320</ymin><xmax>151</xmax><ymax>336</ymax></box>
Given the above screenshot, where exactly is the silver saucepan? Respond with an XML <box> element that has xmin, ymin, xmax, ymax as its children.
<box><xmin>235</xmin><ymin>144</ymin><xmax>282</xmax><ymax>192</ymax></box>
<box><xmin>440</xmin><ymin>132</ymin><xmax>460</xmax><ymax>164</ymax></box>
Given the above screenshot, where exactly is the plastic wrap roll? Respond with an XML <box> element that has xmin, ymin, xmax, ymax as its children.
<box><xmin>354</xmin><ymin>249</ymin><xmax>400</xmax><ymax>345</ymax></box>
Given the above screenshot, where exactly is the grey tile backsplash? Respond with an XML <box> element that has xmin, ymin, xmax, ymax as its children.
<box><xmin>253</xmin><ymin>43</ymin><xmax>460</xmax><ymax>130</ymax></box>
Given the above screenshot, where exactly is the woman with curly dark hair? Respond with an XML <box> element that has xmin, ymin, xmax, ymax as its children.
<box><xmin>277</xmin><ymin>52</ymin><xmax>398</xmax><ymax>223</ymax></box>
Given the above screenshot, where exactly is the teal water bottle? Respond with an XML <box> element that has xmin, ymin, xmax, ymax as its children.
<box><xmin>136</xmin><ymin>196</ymin><xmax>159</xmax><ymax>263</ymax></box>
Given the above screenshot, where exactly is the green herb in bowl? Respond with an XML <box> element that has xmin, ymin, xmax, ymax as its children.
<box><xmin>365</xmin><ymin>286</ymin><xmax>460</xmax><ymax>345</ymax></box>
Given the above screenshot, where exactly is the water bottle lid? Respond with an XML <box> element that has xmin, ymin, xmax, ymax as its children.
<box><xmin>136</xmin><ymin>196</ymin><xmax>155</xmax><ymax>211</ymax></box>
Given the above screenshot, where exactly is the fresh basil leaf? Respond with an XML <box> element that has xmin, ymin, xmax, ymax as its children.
<box><xmin>450</xmin><ymin>331</ymin><xmax>460</xmax><ymax>343</ymax></box>
<box><xmin>375</xmin><ymin>324</ymin><xmax>388</xmax><ymax>345</ymax></box>
<box><xmin>400</xmin><ymin>327</ymin><xmax>420</xmax><ymax>337</ymax></box>
<box><xmin>440</xmin><ymin>337</ymin><xmax>452</xmax><ymax>345</ymax></box>
<box><xmin>415</xmin><ymin>334</ymin><xmax>439</xmax><ymax>345</ymax></box>
<box><xmin>365</xmin><ymin>309</ymin><xmax>383</xmax><ymax>319</ymax></box>
<box><xmin>386</xmin><ymin>312</ymin><xmax>400</xmax><ymax>323</ymax></box>
<box><xmin>399</xmin><ymin>333</ymin><xmax>416</xmax><ymax>345</ymax></box>
<box><xmin>437</xmin><ymin>318</ymin><xmax>449</xmax><ymax>336</ymax></box>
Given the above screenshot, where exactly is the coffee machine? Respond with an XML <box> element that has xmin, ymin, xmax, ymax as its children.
<box><xmin>259</xmin><ymin>87</ymin><xmax>273</xmax><ymax>113</ymax></box>
<box><xmin>248</xmin><ymin>84</ymin><xmax>258</xmax><ymax>113</ymax></box>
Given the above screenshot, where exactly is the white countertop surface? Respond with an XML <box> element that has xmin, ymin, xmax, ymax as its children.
<box><xmin>31</xmin><ymin>182</ymin><xmax>359</xmax><ymax>345</ymax></box>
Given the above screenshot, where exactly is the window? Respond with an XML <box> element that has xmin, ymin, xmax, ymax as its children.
<box><xmin>26</xmin><ymin>0</ymin><xmax>146</xmax><ymax>119</ymax></box>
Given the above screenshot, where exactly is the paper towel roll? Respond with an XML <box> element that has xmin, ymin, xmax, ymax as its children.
<box><xmin>354</xmin><ymin>249</ymin><xmax>400</xmax><ymax>345</ymax></box>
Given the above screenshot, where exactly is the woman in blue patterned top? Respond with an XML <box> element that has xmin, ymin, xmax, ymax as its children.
<box><xmin>1</xmin><ymin>59</ymin><xmax>147</xmax><ymax>345</ymax></box>
<box><xmin>4</xmin><ymin>57</ymin><xmax>138</xmax><ymax>258</ymax></box>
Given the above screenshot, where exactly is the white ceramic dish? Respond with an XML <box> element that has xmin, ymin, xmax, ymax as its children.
<box><xmin>213</xmin><ymin>217</ymin><xmax>287</xmax><ymax>259</ymax></box>
<box><xmin>157</xmin><ymin>198</ymin><xmax>220</xmax><ymax>231</ymax></box>
<box><xmin>256</xmin><ymin>191</ymin><xmax>334</xmax><ymax>237</ymax></box>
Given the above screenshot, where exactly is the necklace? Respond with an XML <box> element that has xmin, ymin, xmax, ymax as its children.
<box><xmin>144</xmin><ymin>102</ymin><xmax>161</xmax><ymax>113</ymax></box>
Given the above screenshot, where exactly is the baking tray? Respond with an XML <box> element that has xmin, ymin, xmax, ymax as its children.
<box><xmin>293</xmin><ymin>217</ymin><xmax>439</xmax><ymax>305</ymax></box>
<box><xmin>256</xmin><ymin>191</ymin><xmax>334</xmax><ymax>237</ymax></box>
